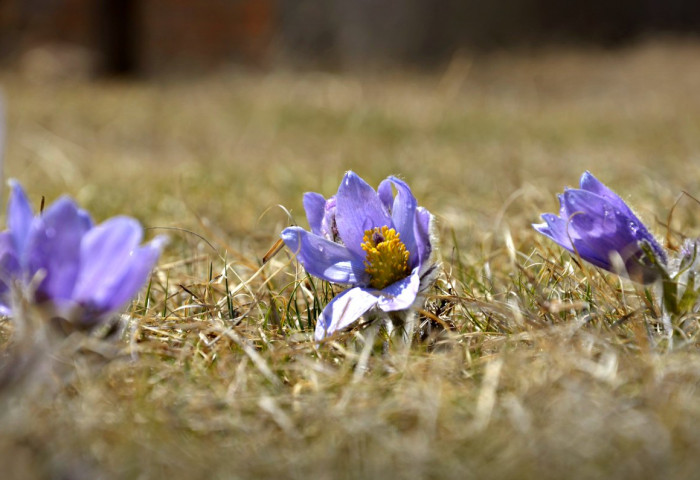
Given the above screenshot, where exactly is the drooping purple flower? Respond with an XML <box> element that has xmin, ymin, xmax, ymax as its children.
<box><xmin>0</xmin><ymin>180</ymin><xmax>166</xmax><ymax>328</ymax></box>
<box><xmin>282</xmin><ymin>171</ymin><xmax>436</xmax><ymax>340</ymax></box>
<box><xmin>533</xmin><ymin>171</ymin><xmax>666</xmax><ymax>283</ymax></box>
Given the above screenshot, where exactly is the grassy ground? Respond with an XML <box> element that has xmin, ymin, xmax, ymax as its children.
<box><xmin>2</xmin><ymin>39</ymin><xmax>700</xmax><ymax>479</ymax></box>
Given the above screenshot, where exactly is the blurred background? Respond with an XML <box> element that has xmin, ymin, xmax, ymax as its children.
<box><xmin>1</xmin><ymin>0</ymin><xmax>700</xmax><ymax>75</ymax></box>
<box><xmin>1</xmin><ymin>0</ymin><xmax>700</xmax><ymax>254</ymax></box>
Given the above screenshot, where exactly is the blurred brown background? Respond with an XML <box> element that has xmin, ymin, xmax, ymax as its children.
<box><xmin>1</xmin><ymin>0</ymin><xmax>700</xmax><ymax>76</ymax></box>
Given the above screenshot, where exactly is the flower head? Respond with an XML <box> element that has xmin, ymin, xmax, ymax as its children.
<box><xmin>533</xmin><ymin>171</ymin><xmax>666</xmax><ymax>283</ymax></box>
<box><xmin>0</xmin><ymin>180</ymin><xmax>166</xmax><ymax>329</ymax></box>
<box><xmin>282</xmin><ymin>171</ymin><xmax>436</xmax><ymax>340</ymax></box>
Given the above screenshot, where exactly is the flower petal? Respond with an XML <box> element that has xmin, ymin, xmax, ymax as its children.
<box><xmin>7</xmin><ymin>180</ymin><xmax>33</xmax><ymax>253</ymax></box>
<box><xmin>0</xmin><ymin>231</ymin><xmax>19</xmax><ymax>297</ymax></box>
<box><xmin>377</xmin><ymin>179</ymin><xmax>394</xmax><ymax>212</ymax></box>
<box><xmin>303</xmin><ymin>192</ymin><xmax>326</xmax><ymax>236</ymax></box>
<box><xmin>388</xmin><ymin>176</ymin><xmax>418</xmax><ymax>267</ymax></box>
<box><xmin>560</xmin><ymin>191</ymin><xmax>630</xmax><ymax>268</ymax></box>
<box><xmin>24</xmin><ymin>197</ymin><xmax>90</xmax><ymax>304</ymax></box>
<box><xmin>319</xmin><ymin>196</ymin><xmax>338</xmax><ymax>241</ymax></box>
<box><xmin>579</xmin><ymin>171</ymin><xmax>634</xmax><ymax>216</ymax></box>
<box><xmin>414</xmin><ymin>206</ymin><xmax>433</xmax><ymax>269</ymax></box>
<box><xmin>88</xmin><ymin>236</ymin><xmax>166</xmax><ymax>315</ymax></box>
<box><xmin>534</xmin><ymin>210</ymin><xmax>615</xmax><ymax>269</ymax></box>
<box><xmin>315</xmin><ymin>287</ymin><xmax>378</xmax><ymax>340</ymax></box>
<box><xmin>78</xmin><ymin>208</ymin><xmax>94</xmax><ymax>230</ymax></box>
<box><xmin>565</xmin><ymin>190</ymin><xmax>630</xmax><ymax>244</ymax></box>
<box><xmin>281</xmin><ymin>227</ymin><xmax>368</xmax><ymax>284</ymax></box>
<box><xmin>71</xmin><ymin>217</ymin><xmax>145</xmax><ymax>310</ymax></box>
<box><xmin>557</xmin><ymin>193</ymin><xmax>569</xmax><ymax>218</ymax></box>
<box><xmin>377</xmin><ymin>268</ymin><xmax>420</xmax><ymax>311</ymax></box>
<box><xmin>335</xmin><ymin>171</ymin><xmax>391</xmax><ymax>259</ymax></box>
<box><xmin>533</xmin><ymin>213</ymin><xmax>574</xmax><ymax>251</ymax></box>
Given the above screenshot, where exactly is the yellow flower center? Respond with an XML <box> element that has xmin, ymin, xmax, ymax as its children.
<box><xmin>361</xmin><ymin>226</ymin><xmax>410</xmax><ymax>290</ymax></box>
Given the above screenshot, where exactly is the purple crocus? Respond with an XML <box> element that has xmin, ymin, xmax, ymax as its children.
<box><xmin>282</xmin><ymin>171</ymin><xmax>436</xmax><ymax>340</ymax></box>
<box><xmin>533</xmin><ymin>171</ymin><xmax>666</xmax><ymax>283</ymax></box>
<box><xmin>0</xmin><ymin>180</ymin><xmax>166</xmax><ymax>329</ymax></box>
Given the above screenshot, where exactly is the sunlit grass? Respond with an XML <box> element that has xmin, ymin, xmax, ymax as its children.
<box><xmin>2</xmin><ymin>39</ymin><xmax>700</xmax><ymax>479</ymax></box>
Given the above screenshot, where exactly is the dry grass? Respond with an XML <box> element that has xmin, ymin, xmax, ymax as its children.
<box><xmin>2</xmin><ymin>39</ymin><xmax>700</xmax><ymax>479</ymax></box>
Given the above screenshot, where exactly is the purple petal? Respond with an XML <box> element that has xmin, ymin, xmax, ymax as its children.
<box><xmin>320</xmin><ymin>196</ymin><xmax>338</xmax><ymax>241</ymax></box>
<box><xmin>315</xmin><ymin>287</ymin><xmax>378</xmax><ymax>340</ymax></box>
<box><xmin>78</xmin><ymin>208</ymin><xmax>94</xmax><ymax>230</ymax></box>
<box><xmin>303</xmin><ymin>192</ymin><xmax>326</xmax><ymax>236</ymax></box>
<box><xmin>557</xmin><ymin>193</ymin><xmax>569</xmax><ymax>218</ymax></box>
<box><xmin>561</xmin><ymin>191</ymin><xmax>630</xmax><ymax>267</ymax></box>
<box><xmin>7</xmin><ymin>180</ymin><xmax>33</xmax><ymax>253</ymax></box>
<box><xmin>87</xmin><ymin>236</ymin><xmax>166</xmax><ymax>314</ymax></box>
<box><xmin>335</xmin><ymin>171</ymin><xmax>392</xmax><ymax>259</ymax></box>
<box><xmin>377</xmin><ymin>179</ymin><xmax>394</xmax><ymax>212</ymax></box>
<box><xmin>388</xmin><ymin>176</ymin><xmax>418</xmax><ymax>267</ymax></box>
<box><xmin>579</xmin><ymin>172</ymin><xmax>631</xmax><ymax>213</ymax></box>
<box><xmin>71</xmin><ymin>217</ymin><xmax>145</xmax><ymax>310</ymax></box>
<box><xmin>564</xmin><ymin>190</ymin><xmax>629</xmax><ymax>244</ymax></box>
<box><xmin>533</xmin><ymin>213</ymin><xmax>575</xmax><ymax>251</ymax></box>
<box><xmin>376</xmin><ymin>268</ymin><xmax>420</xmax><ymax>311</ymax></box>
<box><xmin>24</xmin><ymin>197</ymin><xmax>90</xmax><ymax>304</ymax></box>
<box><xmin>0</xmin><ymin>231</ymin><xmax>18</xmax><ymax>296</ymax></box>
<box><xmin>414</xmin><ymin>207</ymin><xmax>433</xmax><ymax>269</ymax></box>
<box><xmin>536</xmin><ymin>198</ymin><xmax>614</xmax><ymax>270</ymax></box>
<box><xmin>281</xmin><ymin>227</ymin><xmax>368</xmax><ymax>284</ymax></box>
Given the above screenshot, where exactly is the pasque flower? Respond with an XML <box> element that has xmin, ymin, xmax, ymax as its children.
<box><xmin>533</xmin><ymin>171</ymin><xmax>666</xmax><ymax>283</ymax></box>
<box><xmin>0</xmin><ymin>180</ymin><xmax>166</xmax><ymax>328</ymax></box>
<box><xmin>282</xmin><ymin>171</ymin><xmax>436</xmax><ymax>340</ymax></box>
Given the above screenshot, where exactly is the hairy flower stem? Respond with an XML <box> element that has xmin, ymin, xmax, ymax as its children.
<box><xmin>386</xmin><ymin>309</ymin><xmax>416</xmax><ymax>369</ymax></box>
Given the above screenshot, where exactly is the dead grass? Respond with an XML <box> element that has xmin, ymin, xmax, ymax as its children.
<box><xmin>2</xmin><ymin>39</ymin><xmax>700</xmax><ymax>479</ymax></box>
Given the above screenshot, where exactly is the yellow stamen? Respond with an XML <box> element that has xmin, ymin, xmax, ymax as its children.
<box><xmin>361</xmin><ymin>226</ymin><xmax>410</xmax><ymax>290</ymax></box>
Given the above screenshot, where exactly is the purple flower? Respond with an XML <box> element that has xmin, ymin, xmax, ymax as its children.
<box><xmin>533</xmin><ymin>171</ymin><xmax>666</xmax><ymax>283</ymax></box>
<box><xmin>282</xmin><ymin>171</ymin><xmax>436</xmax><ymax>340</ymax></box>
<box><xmin>0</xmin><ymin>180</ymin><xmax>166</xmax><ymax>328</ymax></box>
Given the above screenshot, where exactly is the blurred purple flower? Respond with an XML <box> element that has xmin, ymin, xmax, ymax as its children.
<box><xmin>0</xmin><ymin>180</ymin><xmax>166</xmax><ymax>328</ymax></box>
<box><xmin>533</xmin><ymin>171</ymin><xmax>666</xmax><ymax>283</ymax></box>
<box><xmin>282</xmin><ymin>171</ymin><xmax>436</xmax><ymax>340</ymax></box>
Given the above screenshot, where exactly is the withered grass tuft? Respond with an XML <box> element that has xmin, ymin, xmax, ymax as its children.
<box><xmin>2</xmin><ymin>39</ymin><xmax>700</xmax><ymax>479</ymax></box>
